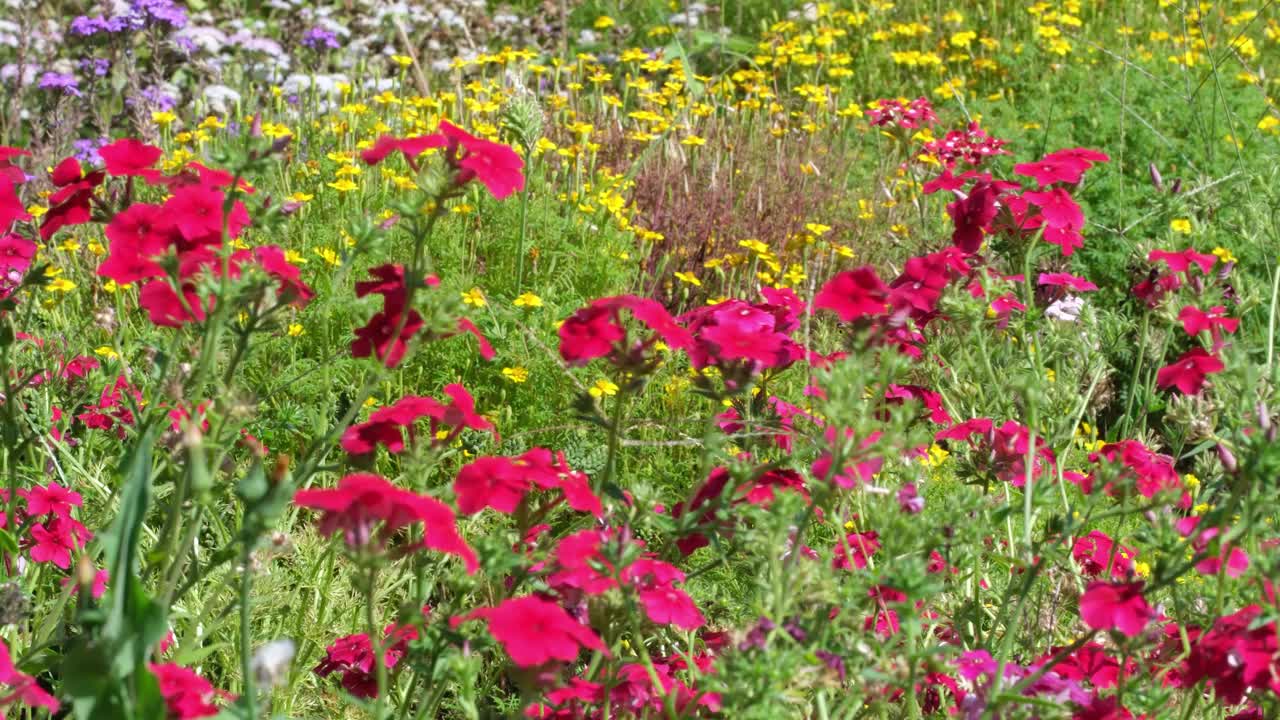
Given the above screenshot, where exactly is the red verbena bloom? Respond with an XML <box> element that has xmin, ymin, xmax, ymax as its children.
<box><xmin>0</xmin><ymin>177</ymin><xmax>30</xmax><ymax>231</ymax></box>
<box><xmin>814</xmin><ymin>267</ymin><xmax>888</xmax><ymax>322</ymax></box>
<box><xmin>314</xmin><ymin>625</ymin><xmax>418</xmax><ymax>699</ymax></box>
<box><xmin>1085</xmin><ymin>440</ymin><xmax>1180</xmax><ymax>498</ymax></box>
<box><xmin>29</xmin><ymin>516</ymin><xmax>90</xmax><ymax>569</ymax></box>
<box><xmin>624</xmin><ymin>558</ymin><xmax>706</xmax><ymax>630</ymax></box>
<box><xmin>1071</xmin><ymin>530</ymin><xmax>1136</xmax><ymax>579</ymax></box>
<box><xmin>19</xmin><ymin>483</ymin><xmax>82</xmax><ymax>519</ymax></box>
<box><xmin>1079</xmin><ymin>581</ymin><xmax>1152</xmax><ymax>637</ymax></box>
<box><xmin>438</xmin><ymin>120</ymin><xmax>526</xmax><ymax>199</ymax></box>
<box><xmin>1148</xmin><ymin>248</ymin><xmax>1216</xmax><ymax>275</ymax></box>
<box><xmin>1038</xmin><ymin>272</ymin><xmax>1098</xmax><ymax>292</ymax></box>
<box><xmin>293</xmin><ymin>473</ymin><xmax>478</xmax><ymax>572</ymax></box>
<box><xmin>832</xmin><ymin>531</ymin><xmax>880</xmax><ymax>571</ymax></box>
<box><xmin>99</xmin><ymin>138</ymin><xmax>163</xmax><ymax>177</ymax></box>
<box><xmin>1023</xmin><ymin>187</ymin><xmax>1084</xmax><ymax>231</ymax></box>
<box><xmin>1178</xmin><ymin>305</ymin><xmax>1237</xmax><ymax>341</ymax></box>
<box><xmin>0</xmin><ymin>638</ymin><xmax>58</xmax><ymax>712</ymax></box>
<box><xmin>1175</xmin><ymin>517</ymin><xmax>1250</xmax><ymax>579</ymax></box>
<box><xmin>462</xmin><ymin>596</ymin><xmax>607</xmax><ymax>668</ymax></box>
<box><xmin>1156</xmin><ymin>347</ymin><xmax>1224</xmax><ymax>395</ymax></box>
<box><xmin>150</xmin><ymin>662</ymin><xmax>223</xmax><ymax>719</ymax></box>
<box><xmin>1183</xmin><ymin>606</ymin><xmax>1278</xmax><ymax>705</ymax></box>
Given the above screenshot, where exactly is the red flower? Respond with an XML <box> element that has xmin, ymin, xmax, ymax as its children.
<box><xmin>351</xmin><ymin>309</ymin><xmax>424</xmax><ymax>368</ymax></box>
<box><xmin>0</xmin><ymin>146</ymin><xmax>29</xmax><ymax>184</ymax></box>
<box><xmin>1175</xmin><ymin>517</ymin><xmax>1250</xmax><ymax>578</ymax></box>
<box><xmin>360</xmin><ymin>134</ymin><xmax>446</xmax><ymax>168</ymax></box>
<box><xmin>832</xmin><ymin>531</ymin><xmax>880</xmax><ymax>571</ymax></box>
<box><xmin>1023</xmin><ymin>187</ymin><xmax>1084</xmax><ymax>230</ymax></box>
<box><xmin>1037</xmin><ymin>272</ymin><xmax>1098</xmax><ymax>292</ymax></box>
<box><xmin>150</xmin><ymin>662</ymin><xmax>223</xmax><ymax>719</ymax></box>
<box><xmin>314</xmin><ymin>625</ymin><xmax>418</xmax><ymax>699</ymax></box>
<box><xmin>1178</xmin><ymin>305</ymin><xmax>1237</xmax><ymax>341</ymax></box>
<box><xmin>364</xmin><ymin>121</ymin><xmax>525</xmax><ymax>199</ymax></box>
<box><xmin>40</xmin><ymin>158</ymin><xmax>104</xmax><ymax>240</ymax></box>
<box><xmin>815</xmin><ymin>267</ymin><xmax>888</xmax><ymax>322</ymax></box>
<box><xmin>0</xmin><ymin>638</ymin><xmax>58</xmax><ymax>712</ymax></box>
<box><xmin>1183</xmin><ymin>606</ymin><xmax>1277</xmax><ymax>705</ymax></box>
<box><xmin>293</xmin><ymin>473</ymin><xmax>478</xmax><ymax>572</ymax></box>
<box><xmin>1015</xmin><ymin>155</ymin><xmax>1091</xmax><ymax>186</ymax></box>
<box><xmin>19</xmin><ymin>483</ymin><xmax>82</xmax><ymax>519</ymax></box>
<box><xmin>1079</xmin><ymin>581</ymin><xmax>1152</xmax><ymax>637</ymax></box>
<box><xmin>138</xmin><ymin>280</ymin><xmax>209</xmax><ymax>327</ymax></box>
<box><xmin>438</xmin><ymin>121</ymin><xmax>526</xmax><ymax>199</ymax></box>
<box><xmin>1148</xmin><ymin>248</ymin><xmax>1216</xmax><ymax>275</ymax></box>
<box><xmin>624</xmin><ymin>558</ymin><xmax>705</xmax><ymax>630</ymax></box>
<box><xmin>163</xmin><ymin>184</ymin><xmax>244</xmax><ymax>246</ymax></box>
<box><xmin>29</xmin><ymin>516</ymin><xmax>89</xmax><ymax>569</ymax></box>
<box><xmin>463</xmin><ymin>596</ymin><xmax>607</xmax><ymax>668</ymax></box>
<box><xmin>454</xmin><ymin>449</ymin><xmax>600</xmax><ymax>517</ymax></box>
<box><xmin>1156</xmin><ymin>347</ymin><xmax>1224</xmax><ymax>395</ymax></box>
<box><xmin>0</xmin><ymin>177</ymin><xmax>29</xmax><ymax>231</ymax></box>
<box><xmin>946</xmin><ymin>180</ymin><xmax>1002</xmax><ymax>253</ymax></box>
<box><xmin>99</xmin><ymin>138</ymin><xmax>163</xmax><ymax>177</ymax></box>
<box><xmin>1086</xmin><ymin>440</ymin><xmax>1180</xmax><ymax>498</ymax></box>
<box><xmin>1071</xmin><ymin>530</ymin><xmax>1135</xmax><ymax>579</ymax></box>
<box><xmin>252</xmin><ymin>245</ymin><xmax>314</xmax><ymax>305</ymax></box>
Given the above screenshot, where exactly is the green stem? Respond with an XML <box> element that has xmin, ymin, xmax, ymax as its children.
<box><xmin>239</xmin><ymin>547</ymin><xmax>257</xmax><ymax>719</ymax></box>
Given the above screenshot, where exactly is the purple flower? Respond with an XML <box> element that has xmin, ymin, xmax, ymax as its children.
<box><xmin>38</xmin><ymin>72</ymin><xmax>81</xmax><ymax>97</ymax></box>
<box><xmin>301</xmin><ymin>27</ymin><xmax>340</xmax><ymax>50</ymax></box>
<box><xmin>130</xmin><ymin>0</ymin><xmax>188</xmax><ymax>29</ymax></box>
<box><xmin>70</xmin><ymin>16</ymin><xmax>109</xmax><ymax>36</ymax></box>
<box><xmin>72</xmin><ymin>137</ymin><xmax>109</xmax><ymax>166</ymax></box>
<box><xmin>897</xmin><ymin>483</ymin><xmax>924</xmax><ymax>514</ymax></box>
<box><xmin>79</xmin><ymin>58</ymin><xmax>111</xmax><ymax>77</ymax></box>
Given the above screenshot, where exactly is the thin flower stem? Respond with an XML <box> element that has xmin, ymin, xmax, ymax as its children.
<box><xmin>239</xmin><ymin>545</ymin><xmax>257</xmax><ymax>719</ymax></box>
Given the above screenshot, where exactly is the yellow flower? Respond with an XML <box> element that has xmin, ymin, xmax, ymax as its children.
<box><xmin>1134</xmin><ymin>561</ymin><xmax>1151</xmax><ymax>578</ymax></box>
<box><xmin>513</xmin><ymin>292</ymin><xmax>543</xmax><ymax>308</ymax></box>
<box><xmin>152</xmin><ymin>110</ymin><xmax>177</xmax><ymax>126</ymax></box>
<box><xmin>502</xmin><ymin>367</ymin><xmax>529</xmax><ymax>383</ymax></box>
<box><xmin>805</xmin><ymin>223</ymin><xmax>831</xmax><ymax>237</ymax></box>
<box><xmin>674</xmin><ymin>271</ymin><xmax>701</xmax><ymax>287</ymax></box>
<box><xmin>59</xmin><ymin>237</ymin><xmax>80</xmax><ymax>252</ymax></box>
<box><xmin>594</xmin><ymin>15</ymin><xmax>615</xmax><ymax>30</ymax></box>
<box><xmin>681</xmin><ymin>135</ymin><xmax>707</xmax><ymax>146</ymax></box>
<box><xmin>315</xmin><ymin>247</ymin><xmax>341</xmax><ymax>266</ymax></box>
<box><xmin>1170</xmin><ymin>218</ymin><xmax>1192</xmax><ymax>234</ymax></box>
<box><xmin>461</xmin><ymin>287</ymin><xmax>486</xmax><ymax>307</ymax></box>
<box><xmin>327</xmin><ymin>179</ymin><xmax>359</xmax><ymax>193</ymax></box>
<box><xmin>94</xmin><ymin>346</ymin><xmax>118</xmax><ymax>359</ymax></box>
<box><xmin>286</xmin><ymin>191</ymin><xmax>314</xmax><ymax>203</ymax></box>
<box><xmin>391</xmin><ymin>55</ymin><xmax>414</xmax><ymax>67</ymax></box>
<box><xmin>46</xmin><ymin>277</ymin><xmax>76</xmax><ymax>293</ymax></box>
<box><xmin>588</xmin><ymin>378</ymin><xmax>619</xmax><ymax>398</ymax></box>
<box><xmin>26</xmin><ymin>205</ymin><xmax>47</xmax><ymax>218</ymax></box>
<box><xmin>287</xmin><ymin>323</ymin><xmax>305</xmax><ymax>337</ymax></box>
<box><xmin>1212</xmin><ymin>247</ymin><xmax>1238</xmax><ymax>264</ymax></box>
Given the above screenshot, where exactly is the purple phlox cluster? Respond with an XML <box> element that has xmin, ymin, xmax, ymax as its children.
<box><xmin>70</xmin><ymin>0</ymin><xmax>186</xmax><ymax>37</ymax></box>
<box><xmin>38</xmin><ymin>72</ymin><xmax>80</xmax><ymax>97</ymax></box>
<box><xmin>78</xmin><ymin>58</ymin><xmax>111</xmax><ymax>77</ymax></box>
<box><xmin>125</xmin><ymin>85</ymin><xmax>178</xmax><ymax>111</ymax></box>
<box><xmin>72</xmin><ymin>137</ymin><xmax>110</xmax><ymax>166</ymax></box>
<box><xmin>302</xmin><ymin>27</ymin><xmax>340</xmax><ymax>50</ymax></box>
<box><xmin>955</xmin><ymin>650</ymin><xmax>1092</xmax><ymax>720</ymax></box>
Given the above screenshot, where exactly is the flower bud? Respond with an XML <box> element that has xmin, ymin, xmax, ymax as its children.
<box><xmin>1217</xmin><ymin>443</ymin><xmax>1238</xmax><ymax>474</ymax></box>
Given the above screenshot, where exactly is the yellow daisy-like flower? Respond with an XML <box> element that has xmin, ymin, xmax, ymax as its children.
<box><xmin>674</xmin><ymin>271</ymin><xmax>701</xmax><ymax>287</ymax></box>
<box><xmin>513</xmin><ymin>292</ymin><xmax>543</xmax><ymax>308</ymax></box>
<box><xmin>46</xmin><ymin>277</ymin><xmax>76</xmax><ymax>293</ymax></box>
<box><xmin>1170</xmin><ymin>218</ymin><xmax>1192</xmax><ymax>234</ymax></box>
<box><xmin>26</xmin><ymin>205</ymin><xmax>48</xmax><ymax>218</ymax></box>
<box><xmin>315</xmin><ymin>247</ymin><xmax>341</xmax><ymax>267</ymax></box>
<box><xmin>287</xmin><ymin>323</ymin><xmax>305</xmax><ymax>337</ymax></box>
<box><xmin>94</xmin><ymin>346</ymin><xmax>118</xmax><ymax>359</ymax></box>
<box><xmin>152</xmin><ymin>110</ymin><xmax>177</xmax><ymax>126</ymax></box>
<box><xmin>594</xmin><ymin>15</ymin><xmax>615</xmax><ymax>30</ymax></box>
<box><xmin>681</xmin><ymin>135</ymin><xmax>707</xmax><ymax>146</ymax></box>
<box><xmin>461</xmin><ymin>287</ymin><xmax>486</xmax><ymax>307</ymax></box>
<box><xmin>1211</xmin><ymin>247</ymin><xmax>1238</xmax><ymax>264</ymax></box>
<box><xmin>502</xmin><ymin>367</ymin><xmax>529</xmax><ymax>383</ymax></box>
<box><xmin>326</xmin><ymin>179</ymin><xmax>359</xmax><ymax>193</ymax></box>
<box><xmin>588</xmin><ymin>378</ymin><xmax>619</xmax><ymax>398</ymax></box>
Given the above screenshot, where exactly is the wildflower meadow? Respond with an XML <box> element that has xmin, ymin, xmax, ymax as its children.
<box><xmin>3</xmin><ymin>0</ymin><xmax>1280</xmax><ymax>718</ymax></box>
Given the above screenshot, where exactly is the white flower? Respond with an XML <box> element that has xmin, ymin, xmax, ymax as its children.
<box><xmin>1045</xmin><ymin>295</ymin><xmax>1084</xmax><ymax>322</ymax></box>
<box><xmin>251</xmin><ymin>639</ymin><xmax>296</xmax><ymax>688</ymax></box>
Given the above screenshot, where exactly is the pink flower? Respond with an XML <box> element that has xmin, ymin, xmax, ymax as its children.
<box><xmin>1079</xmin><ymin>581</ymin><xmax>1152</xmax><ymax>637</ymax></box>
<box><xmin>1023</xmin><ymin>187</ymin><xmax>1084</xmax><ymax>230</ymax></box>
<box><xmin>815</xmin><ymin>267</ymin><xmax>888</xmax><ymax>322</ymax></box>
<box><xmin>293</xmin><ymin>473</ymin><xmax>477</xmax><ymax>572</ymax></box>
<box><xmin>462</xmin><ymin>596</ymin><xmax>607</xmax><ymax>667</ymax></box>
<box><xmin>150</xmin><ymin>662</ymin><xmax>223</xmax><ymax>718</ymax></box>
<box><xmin>0</xmin><ymin>638</ymin><xmax>58</xmax><ymax>712</ymax></box>
<box><xmin>832</xmin><ymin>531</ymin><xmax>880</xmax><ymax>571</ymax></box>
<box><xmin>1037</xmin><ymin>272</ymin><xmax>1098</xmax><ymax>292</ymax></box>
<box><xmin>314</xmin><ymin>625</ymin><xmax>418</xmax><ymax>699</ymax></box>
<box><xmin>99</xmin><ymin>137</ymin><xmax>163</xmax><ymax>177</ymax></box>
<box><xmin>438</xmin><ymin>121</ymin><xmax>526</xmax><ymax>199</ymax></box>
<box><xmin>1178</xmin><ymin>305</ymin><xmax>1237</xmax><ymax>341</ymax></box>
<box><xmin>1148</xmin><ymin>248</ymin><xmax>1216</xmax><ymax>275</ymax></box>
<box><xmin>1156</xmin><ymin>347</ymin><xmax>1224</xmax><ymax>395</ymax></box>
<box><xmin>18</xmin><ymin>483</ymin><xmax>82</xmax><ymax>519</ymax></box>
<box><xmin>1071</xmin><ymin>530</ymin><xmax>1135</xmax><ymax>579</ymax></box>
